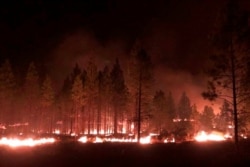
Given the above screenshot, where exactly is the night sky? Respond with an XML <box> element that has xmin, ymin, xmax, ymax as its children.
<box><xmin>1</xmin><ymin>0</ymin><xmax>250</xmax><ymax>112</ymax></box>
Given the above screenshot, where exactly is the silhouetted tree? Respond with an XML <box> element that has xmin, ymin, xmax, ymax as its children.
<box><xmin>40</xmin><ymin>75</ymin><xmax>55</xmax><ymax>133</ymax></box>
<box><xmin>110</xmin><ymin>59</ymin><xmax>128</xmax><ymax>135</ymax></box>
<box><xmin>128</xmin><ymin>43</ymin><xmax>154</xmax><ymax>141</ymax></box>
<box><xmin>71</xmin><ymin>74</ymin><xmax>85</xmax><ymax>135</ymax></box>
<box><xmin>85</xmin><ymin>59</ymin><xmax>98</xmax><ymax>134</ymax></box>
<box><xmin>202</xmin><ymin>0</ymin><xmax>250</xmax><ymax>145</ymax></box>
<box><xmin>97</xmin><ymin>66</ymin><xmax>111</xmax><ymax>134</ymax></box>
<box><xmin>23</xmin><ymin>62</ymin><xmax>40</xmax><ymax>132</ymax></box>
<box><xmin>175</xmin><ymin>92</ymin><xmax>192</xmax><ymax>140</ymax></box>
<box><xmin>200</xmin><ymin>106</ymin><xmax>215</xmax><ymax>131</ymax></box>
<box><xmin>216</xmin><ymin>100</ymin><xmax>233</xmax><ymax>132</ymax></box>
<box><xmin>0</xmin><ymin>60</ymin><xmax>16</xmax><ymax>126</ymax></box>
<box><xmin>190</xmin><ymin>104</ymin><xmax>201</xmax><ymax>134</ymax></box>
<box><xmin>57</xmin><ymin>64</ymin><xmax>79</xmax><ymax>134</ymax></box>
<box><xmin>152</xmin><ymin>90</ymin><xmax>168</xmax><ymax>134</ymax></box>
<box><xmin>165</xmin><ymin>91</ymin><xmax>177</xmax><ymax>134</ymax></box>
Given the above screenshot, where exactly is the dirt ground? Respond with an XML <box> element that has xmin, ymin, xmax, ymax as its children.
<box><xmin>0</xmin><ymin>141</ymin><xmax>250</xmax><ymax>167</ymax></box>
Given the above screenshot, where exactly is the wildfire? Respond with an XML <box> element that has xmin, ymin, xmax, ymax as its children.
<box><xmin>139</xmin><ymin>136</ymin><xmax>151</xmax><ymax>144</ymax></box>
<box><xmin>0</xmin><ymin>137</ymin><xmax>56</xmax><ymax>148</ymax></box>
<box><xmin>194</xmin><ymin>131</ymin><xmax>226</xmax><ymax>142</ymax></box>
<box><xmin>78</xmin><ymin>136</ymin><xmax>137</xmax><ymax>143</ymax></box>
<box><xmin>77</xmin><ymin>133</ymin><xmax>171</xmax><ymax>144</ymax></box>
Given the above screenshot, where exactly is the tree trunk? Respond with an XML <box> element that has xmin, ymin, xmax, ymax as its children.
<box><xmin>230</xmin><ymin>40</ymin><xmax>239</xmax><ymax>148</ymax></box>
<box><xmin>137</xmin><ymin>71</ymin><xmax>142</xmax><ymax>143</ymax></box>
<box><xmin>114</xmin><ymin>105</ymin><xmax>118</xmax><ymax>135</ymax></box>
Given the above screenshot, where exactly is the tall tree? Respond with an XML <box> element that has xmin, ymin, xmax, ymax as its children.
<box><xmin>97</xmin><ymin>66</ymin><xmax>111</xmax><ymax>134</ymax></box>
<box><xmin>178</xmin><ymin>92</ymin><xmax>192</xmax><ymax>120</ymax></box>
<box><xmin>110</xmin><ymin>59</ymin><xmax>128</xmax><ymax>135</ymax></box>
<box><xmin>216</xmin><ymin>100</ymin><xmax>233</xmax><ymax>132</ymax></box>
<box><xmin>128</xmin><ymin>44</ymin><xmax>154</xmax><ymax>142</ymax></box>
<box><xmin>85</xmin><ymin>59</ymin><xmax>98</xmax><ymax>134</ymax></box>
<box><xmin>202</xmin><ymin>0</ymin><xmax>250</xmax><ymax>145</ymax></box>
<box><xmin>200</xmin><ymin>106</ymin><xmax>215</xmax><ymax>131</ymax></box>
<box><xmin>71</xmin><ymin>74</ymin><xmax>85</xmax><ymax>135</ymax></box>
<box><xmin>40</xmin><ymin>75</ymin><xmax>55</xmax><ymax>133</ymax></box>
<box><xmin>23</xmin><ymin>62</ymin><xmax>40</xmax><ymax>132</ymax></box>
<box><xmin>166</xmin><ymin>91</ymin><xmax>176</xmax><ymax>131</ymax></box>
<box><xmin>191</xmin><ymin>104</ymin><xmax>201</xmax><ymax>133</ymax></box>
<box><xmin>152</xmin><ymin>90</ymin><xmax>168</xmax><ymax>133</ymax></box>
<box><xmin>175</xmin><ymin>92</ymin><xmax>193</xmax><ymax>140</ymax></box>
<box><xmin>0</xmin><ymin>60</ymin><xmax>16</xmax><ymax>125</ymax></box>
<box><xmin>58</xmin><ymin>64</ymin><xmax>82</xmax><ymax>134</ymax></box>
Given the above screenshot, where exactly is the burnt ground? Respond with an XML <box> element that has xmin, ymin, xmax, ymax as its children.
<box><xmin>0</xmin><ymin>141</ymin><xmax>250</xmax><ymax>167</ymax></box>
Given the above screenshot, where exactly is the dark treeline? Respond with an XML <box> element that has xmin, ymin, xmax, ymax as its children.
<box><xmin>0</xmin><ymin>45</ymin><xmax>240</xmax><ymax>141</ymax></box>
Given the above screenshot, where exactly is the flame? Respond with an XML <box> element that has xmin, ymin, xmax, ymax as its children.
<box><xmin>194</xmin><ymin>131</ymin><xmax>226</xmax><ymax>142</ymax></box>
<box><xmin>78</xmin><ymin>136</ymin><xmax>136</xmax><ymax>143</ymax></box>
<box><xmin>54</xmin><ymin>129</ymin><xmax>60</xmax><ymax>134</ymax></box>
<box><xmin>139</xmin><ymin>136</ymin><xmax>151</xmax><ymax>144</ymax></box>
<box><xmin>78</xmin><ymin>133</ymin><xmax>175</xmax><ymax>144</ymax></box>
<box><xmin>0</xmin><ymin>137</ymin><xmax>55</xmax><ymax>147</ymax></box>
<box><xmin>78</xmin><ymin>136</ymin><xmax>87</xmax><ymax>143</ymax></box>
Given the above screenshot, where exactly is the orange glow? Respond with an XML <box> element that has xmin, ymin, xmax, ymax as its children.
<box><xmin>104</xmin><ymin>138</ymin><xmax>136</xmax><ymax>143</ymax></box>
<box><xmin>54</xmin><ymin>129</ymin><xmax>60</xmax><ymax>134</ymax></box>
<box><xmin>78</xmin><ymin>136</ymin><xmax>87</xmax><ymax>143</ymax></box>
<box><xmin>139</xmin><ymin>136</ymin><xmax>151</xmax><ymax>144</ymax></box>
<box><xmin>0</xmin><ymin>137</ymin><xmax>55</xmax><ymax>147</ymax></box>
<box><xmin>164</xmin><ymin>138</ymin><xmax>175</xmax><ymax>143</ymax></box>
<box><xmin>78</xmin><ymin>133</ymin><xmax>175</xmax><ymax>144</ymax></box>
<box><xmin>194</xmin><ymin>131</ymin><xmax>226</xmax><ymax>142</ymax></box>
<box><xmin>94</xmin><ymin>137</ymin><xmax>103</xmax><ymax>143</ymax></box>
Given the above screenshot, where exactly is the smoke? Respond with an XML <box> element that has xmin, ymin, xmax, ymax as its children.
<box><xmin>48</xmin><ymin>28</ymin><xmax>221</xmax><ymax>113</ymax></box>
<box><xmin>154</xmin><ymin>66</ymin><xmax>221</xmax><ymax>113</ymax></box>
<box><xmin>48</xmin><ymin>29</ymin><xmax>128</xmax><ymax>89</ymax></box>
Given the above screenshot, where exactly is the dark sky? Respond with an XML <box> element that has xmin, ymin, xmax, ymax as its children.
<box><xmin>0</xmin><ymin>0</ymin><xmax>249</xmax><ymax>112</ymax></box>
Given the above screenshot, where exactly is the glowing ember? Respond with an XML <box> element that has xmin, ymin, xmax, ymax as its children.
<box><xmin>0</xmin><ymin>137</ymin><xmax>55</xmax><ymax>147</ymax></box>
<box><xmin>194</xmin><ymin>131</ymin><xmax>226</xmax><ymax>142</ymax></box>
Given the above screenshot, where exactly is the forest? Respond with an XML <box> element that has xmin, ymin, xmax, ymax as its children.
<box><xmin>0</xmin><ymin>45</ymin><xmax>240</xmax><ymax>142</ymax></box>
<box><xmin>1</xmin><ymin>0</ymin><xmax>250</xmax><ymax>143</ymax></box>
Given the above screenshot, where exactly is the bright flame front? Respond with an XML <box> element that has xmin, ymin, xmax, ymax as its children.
<box><xmin>194</xmin><ymin>131</ymin><xmax>226</xmax><ymax>142</ymax></box>
<box><xmin>0</xmin><ymin>137</ymin><xmax>56</xmax><ymax>148</ymax></box>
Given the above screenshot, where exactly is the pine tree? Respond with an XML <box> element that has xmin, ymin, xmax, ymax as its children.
<box><xmin>152</xmin><ymin>90</ymin><xmax>168</xmax><ymax>134</ymax></box>
<box><xmin>128</xmin><ymin>44</ymin><xmax>154</xmax><ymax>141</ymax></box>
<box><xmin>216</xmin><ymin>100</ymin><xmax>233</xmax><ymax>132</ymax></box>
<box><xmin>23</xmin><ymin>62</ymin><xmax>40</xmax><ymax>132</ymax></box>
<box><xmin>178</xmin><ymin>92</ymin><xmax>192</xmax><ymax>120</ymax></box>
<box><xmin>200</xmin><ymin>106</ymin><xmax>215</xmax><ymax>131</ymax></box>
<box><xmin>58</xmin><ymin>64</ymin><xmax>83</xmax><ymax>134</ymax></box>
<box><xmin>202</xmin><ymin>0</ymin><xmax>250</xmax><ymax>145</ymax></box>
<box><xmin>175</xmin><ymin>92</ymin><xmax>192</xmax><ymax>140</ymax></box>
<box><xmin>97</xmin><ymin>66</ymin><xmax>111</xmax><ymax>134</ymax></box>
<box><xmin>85</xmin><ymin>59</ymin><xmax>98</xmax><ymax>134</ymax></box>
<box><xmin>166</xmin><ymin>91</ymin><xmax>176</xmax><ymax>131</ymax></box>
<box><xmin>0</xmin><ymin>59</ymin><xmax>16</xmax><ymax>125</ymax></box>
<box><xmin>71</xmin><ymin>74</ymin><xmax>85</xmax><ymax>135</ymax></box>
<box><xmin>40</xmin><ymin>75</ymin><xmax>55</xmax><ymax>133</ymax></box>
<box><xmin>191</xmin><ymin>104</ymin><xmax>201</xmax><ymax>133</ymax></box>
<box><xmin>110</xmin><ymin>59</ymin><xmax>128</xmax><ymax>135</ymax></box>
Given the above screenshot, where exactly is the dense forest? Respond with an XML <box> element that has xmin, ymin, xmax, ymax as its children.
<box><xmin>1</xmin><ymin>0</ymin><xmax>250</xmax><ymax>142</ymax></box>
<box><xmin>0</xmin><ymin>45</ymin><xmax>239</xmax><ymax>141</ymax></box>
